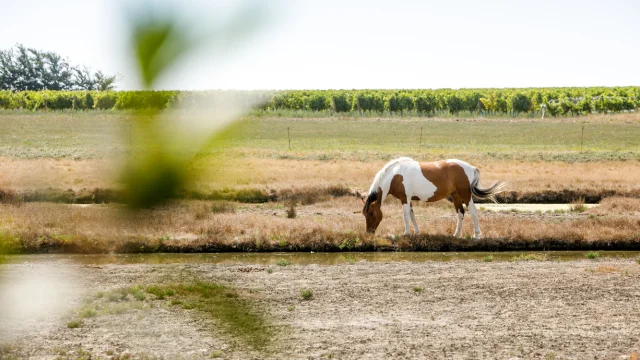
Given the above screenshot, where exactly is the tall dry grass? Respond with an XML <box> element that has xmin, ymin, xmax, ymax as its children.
<box><xmin>1</xmin><ymin>198</ymin><xmax>638</xmax><ymax>253</ymax></box>
<box><xmin>2</xmin><ymin>157</ymin><xmax>639</xmax><ymax>201</ymax></box>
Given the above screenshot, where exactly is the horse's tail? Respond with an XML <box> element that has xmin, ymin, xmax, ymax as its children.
<box><xmin>470</xmin><ymin>168</ymin><xmax>507</xmax><ymax>203</ymax></box>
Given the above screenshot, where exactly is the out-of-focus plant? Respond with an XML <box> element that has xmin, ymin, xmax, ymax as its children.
<box><xmin>121</xmin><ymin>1</ymin><xmax>267</xmax><ymax>209</ymax></box>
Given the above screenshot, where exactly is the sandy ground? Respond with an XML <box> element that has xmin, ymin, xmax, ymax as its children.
<box><xmin>1</xmin><ymin>258</ymin><xmax>640</xmax><ymax>359</ymax></box>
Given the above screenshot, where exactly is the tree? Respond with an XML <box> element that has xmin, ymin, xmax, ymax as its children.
<box><xmin>0</xmin><ymin>44</ymin><xmax>117</xmax><ymax>91</ymax></box>
<box><xmin>94</xmin><ymin>71</ymin><xmax>117</xmax><ymax>91</ymax></box>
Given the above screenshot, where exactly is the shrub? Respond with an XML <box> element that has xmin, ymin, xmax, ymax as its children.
<box><xmin>300</xmin><ymin>288</ymin><xmax>313</xmax><ymax>300</ymax></box>
<box><xmin>585</xmin><ymin>251</ymin><xmax>599</xmax><ymax>259</ymax></box>
<box><xmin>332</xmin><ymin>92</ymin><xmax>352</xmax><ymax>112</ymax></box>
<box><xmin>569</xmin><ymin>197</ymin><xmax>587</xmax><ymax>213</ymax></box>
<box><xmin>510</xmin><ymin>93</ymin><xmax>532</xmax><ymax>113</ymax></box>
<box><xmin>94</xmin><ymin>92</ymin><xmax>117</xmax><ymax>109</ymax></box>
<box><xmin>66</xmin><ymin>320</ymin><xmax>83</xmax><ymax>329</ymax></box>
<box><xmin>307</xmin><ymin>94</ymin><xmax>329</xmax><ymax>111</ymax></box>
<box><xmin>276</xmin><ymin>258</ymin><xmax>292</xmax><ymax>266</ymax></box>
<box><xmin>286</xmin><ymin>200</ymin><xmax>297</xmax><ymax>219</ymax></box>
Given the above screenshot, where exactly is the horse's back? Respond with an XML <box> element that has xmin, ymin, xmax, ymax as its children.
<box><xmin>416</xmin><ymin>160</ymin><xmax>474</xmax><ymax>202</ymax></box>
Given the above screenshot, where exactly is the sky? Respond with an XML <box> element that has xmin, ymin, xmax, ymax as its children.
<box><xmin>1</xmin><ymin>0</ymin><xmax>639</xmax><ymax>90</ymax></box>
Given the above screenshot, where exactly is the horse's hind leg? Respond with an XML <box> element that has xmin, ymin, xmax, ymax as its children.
<box><xmin>451</xmin><ymin>193</ymin><xmax>465</xmax><ymax>237</ymax></box>
<box><xmin>468</xmin><ymin>199</ymin><xmax>482</xmax><ymax>239</ymax></box>
<box><xmin>458</xmin><ymin>185</ymin><xmax>481</xmax><ymax>239</ymax></box>
<box><xmin>409</xmin><ymin>202</ymin><xmax>419</xmax><ymax>234</ymax></box>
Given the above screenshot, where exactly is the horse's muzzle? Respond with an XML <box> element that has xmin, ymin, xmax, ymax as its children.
<box><xmin>367</xmin><ymin>228</ymin><xmax>376</xmax><ymax>234</ymax></box>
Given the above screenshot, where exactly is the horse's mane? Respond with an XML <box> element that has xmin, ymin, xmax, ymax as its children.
<box><xmin>364</xmin><ymin>157</ymin><xmax>414</xmax><ymax>211</ymax></box>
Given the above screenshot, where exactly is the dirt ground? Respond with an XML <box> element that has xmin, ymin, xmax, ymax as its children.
<box><xmin>1</xmin><ymin>258</ymin><xmax>640</xmax><ymax>359</ymax></box>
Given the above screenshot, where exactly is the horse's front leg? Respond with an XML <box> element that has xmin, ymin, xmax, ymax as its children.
<box><xmin>402</xmin><ymin>203</ymin><xmax>412</xmax><ymax>236</ymax></box>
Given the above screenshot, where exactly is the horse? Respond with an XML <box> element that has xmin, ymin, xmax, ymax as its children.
<box><xmin>360</xmin><ymin>157</ymin><xmax>506</xmax><ymax>238</ymax></box>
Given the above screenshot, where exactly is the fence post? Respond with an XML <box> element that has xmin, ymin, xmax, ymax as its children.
<box><xmin>287</xmin><ymin>127</ymin><xmax>291</xmax><ymax>150</ymax></box>
<box><xmin>580</xmin><ymin>122</ymin><xmax>585</xmax><ymax>152</ymax></box>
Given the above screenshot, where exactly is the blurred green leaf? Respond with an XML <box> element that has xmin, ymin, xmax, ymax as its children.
<box><xmin>130</xmin><ymin>14</ymin><xmax>193</xmax><ymax>89</ymax></box>
<box><xmin>121</xmin><ymin>1</ymin><xmax>268</xmax><ymax>209</ymax></box>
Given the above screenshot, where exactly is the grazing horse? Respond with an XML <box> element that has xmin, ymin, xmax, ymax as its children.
<box><xmin>360</xmin><ymin>157</ymin><xmax>506</xmax><ymax>238</ymax></box>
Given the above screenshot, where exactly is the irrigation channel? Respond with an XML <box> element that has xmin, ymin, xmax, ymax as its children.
<box><xmin>2</xmin><ymin>250</ymin><xmax>637</xmax><ymax>265</ymax></box>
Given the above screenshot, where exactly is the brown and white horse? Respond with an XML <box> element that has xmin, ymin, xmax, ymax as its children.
<box><xmin>361</xmin><ymin>157</ymin><xmax>506</xmax><ymax>238</ymax></box>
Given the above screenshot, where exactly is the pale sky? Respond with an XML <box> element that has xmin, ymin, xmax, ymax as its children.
<box><xmin>1</xmin><ymin>0</ymin><xmax>638</xmax><ymax>90</ymax></box>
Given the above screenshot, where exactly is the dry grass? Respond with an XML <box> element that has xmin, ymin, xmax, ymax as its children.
<box><xmin>569</xmin><ymin>197</ymin><xmax>587</xmax><ymax>213</ymax></box>
<box><xmin>0</xmin><ymin>157</ymin><xmax>118</xmax><ymax>191</ymax></box>
<box><xmin>1</xmin><ymin>198</ymin><xmax>639</xmax><ymax>253</ymax></box>
<box><xmin>587</xmin><ymin>197</ymin><xmax>640</xmax><ymax>216</ymax></box>
<box><xmin>2</xmin><ymin>157</ymin><xmax>640</xmax><ymax>204</ymax></box>
<box><xmin>592</xmin><ymin>266</ymin><xmax>619</xmax><ymax>273</ymax></box>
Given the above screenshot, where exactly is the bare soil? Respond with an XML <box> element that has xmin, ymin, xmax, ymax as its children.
<box><xmin>2</xmin><ymin>258</ymin><xmax>640</xmax><ymax>359</ymax></box>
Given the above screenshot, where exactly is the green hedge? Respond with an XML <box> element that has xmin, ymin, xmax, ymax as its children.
<box><xmin>0</xmin><ymin>87</ymin><xmax>638</xmax><ymax>116</ymax></box>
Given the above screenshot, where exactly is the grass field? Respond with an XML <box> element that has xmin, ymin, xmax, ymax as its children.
<box><xmin>1</xmin><ymin>111</ymin><xmax>639</xmax><ymax>160</ymax></box>
<box><xmin>0</xmin><ymin>110</ymin><xmax>639</xmax><ymax>253</ymax></box>
<box><xmin>1</xmin><ymin>111</ymin><xmax>639</xmax><ymax>205</ymax></box>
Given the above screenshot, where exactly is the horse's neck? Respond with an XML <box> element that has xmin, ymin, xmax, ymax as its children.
<box><xmin>371</xmin><ymin>166</ymin><xmax>400</xmax><ymax>200</ymax></box>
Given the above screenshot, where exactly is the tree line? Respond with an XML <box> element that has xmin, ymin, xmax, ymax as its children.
<box><xmin>0</xmin><ymin>44</ymin><xmax>117</xmax><ymax>91</ymax></box>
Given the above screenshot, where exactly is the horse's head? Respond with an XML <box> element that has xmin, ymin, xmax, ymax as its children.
<box><xmin>361</xmin><ymin>190</ymin><xmax>383</xmax><ymax>234</ymax></box>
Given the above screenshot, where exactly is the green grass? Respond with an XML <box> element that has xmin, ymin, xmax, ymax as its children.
<box><xmin>145</xmin><ymin>285</ymin><xmax>175</xmax><ymax>299</ymax></box>
<box><xmin>150</xmin><ymin>282</ymin><xmax>272</xmax><ymax>349</ymax></box>
<box><xmin>483</xmin><ymin>255</ymin><xmax>494</xmax><ymax>262</ymax></box>
<box><xmin>300</xmin><ymin>288</ymin><xmax>313</xmax><ymax>300</ymax></box>
<box><xmin>80</xmin><ymin>308</ymin><xmax>98</xmax><ymax>318</ymax></box>
<box><xmin>276</xmin><ymin>258</ymin><xmax>292</xmax><ymax>266</ymax></box>
<box><xmin>72</xmin><ymin>282</ymin><xmax>272</xmax><ymax>350</ymax></box>
<box><xmin>1</xmin><ymin>111</ymin><xmax>639</xmax><ymax>161</ymax></box>
<box><xmin>128</xmin><ymin>286</ymin><xmax>146</xmax><ymax>301</ymax></box>
<box><xmin>585</xmin><ymin>251</ymin><xmax>600</xmax><ymax>259</ymax></box>
<box><xmin>511</xmin><ymin>253</ymin><xmax>549</xmax><ymax>262</ymax></box>
<box><xmin>412</xmin><ymin>286</ymin><xmax>424</xmax><ymax>293</ymax></box>
<box><xmin>66</xmin><ymin>320</ymin><xmax>83</xmax><ymax>329</ymax></box>
<box><xmin>107</xmin><ymin>292</ymin><xmax>121</xmax><ymax>302</ymax></box>
<box><xmin>340</xmin><ymin>255</ymin><xmax>357</xmax><ymax>264</ymax></box>
<box><xmin>210</xmin><ymin>350</ymin><xmax>224</xmax><ymax>358</ymax></box>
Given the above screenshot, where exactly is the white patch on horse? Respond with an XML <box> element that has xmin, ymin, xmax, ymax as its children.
<box><xmin>368</xmin><ymin>157</ymin><xmax>437</xmax><ymax>203</ymax></box>
<box><xmin>446</xmin><ymin>159</ymin><xmax>475</xmax><ymax>185</ymax></box>
<box><xmin>399</xmin><ymin>160</ymin><xmax>437</xmax><ymax>201</ymax></box>
<box><xmin>367</xmin><ymin>157</ymin><xmax>412</xmax><ymax>198</ymax></box>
